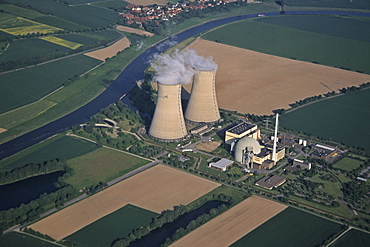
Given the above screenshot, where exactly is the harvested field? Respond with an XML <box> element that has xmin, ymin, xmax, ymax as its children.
<box><xmin>125</xmin><ymin>0</ymin><xmax>168</xmax><ymax>5</ymax></box>
<box><xmin>0</xmin><ymin>128</ymin><xmax>6</xmax><ymax>133</ymax></box>
<box><xmin>185</xmin><ymin>39</ymin><xmax>370</xmax><ymax>115</ymax></box>
<box><xmin>84</xmin><ymin>37</ymin><xmax>130</xmax><ymax>61</ymax></box>
<box><xmin>29</xmin><ymin>164</ymin><xmax>220</xmax><ymax>240</ymax></box>
<box><xmin>195</xmin><ymin>141</ymin><xmax>221</xmax><ymax>152</ymax></box>
<box><xmin>171</xmin><ymin>195</ymin><xmax>287</xmax><ymax>247</ymax></box>
<box><xmin>116</xmin><ymin>25</ymin><xmax>154</xmax><ymax>37</ymax></box>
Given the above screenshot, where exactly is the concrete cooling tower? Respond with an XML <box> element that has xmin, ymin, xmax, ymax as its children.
<box><xmin>185</xmin><ymin>70</ymin><xmax>220</xmax><ymax>124</ymax></box>
<box><xmin>149</xmin><ymin>83</ymin><xmax>188</xmax><ymax>142</ymax></box>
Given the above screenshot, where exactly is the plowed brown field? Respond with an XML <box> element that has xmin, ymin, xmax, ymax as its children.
<box><xmin>185</xmin><ymin>39</ymin><xmax>370</xmax><ymax>115</ymax></box>
<box><xmin>116</xmin><ymin>25</ymin><xmax>154</xmax><ymax>37</ymax></box>
<box><xmin>84</xmin><ymin>37</ymin><xmax>130</xmax><ymax>61</ymax></box>
<box><xmin>171</xmin><ymin>195</ymin><xmax>287</xmax><ymax>247</ymax></box>
<box><xmin>29</xmin><ymin>164</ymin><xmax>220</xmax><ymax>240</ymax></box>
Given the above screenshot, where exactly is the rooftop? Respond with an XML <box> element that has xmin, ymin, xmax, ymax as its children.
<box><xmin>255</xmin><ymin>175</ymin><xmax>286</xmax><ymax>190</ymax></box>
<box><xmin>227</xmin><ymin>122</ymin><xmax>256</xmax><ymax>135</ymax></box>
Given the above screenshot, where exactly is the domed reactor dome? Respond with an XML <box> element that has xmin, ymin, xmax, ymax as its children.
<box><xmin>234</xmin><ymin>136</ymin><xmax>261</xmax><ymax>168</ymax></box>
<box><xmin>185</xmin><ymin>70</ymin><xmax>220</xmax><ymax>124</ymax></box>
<box><xmin>149</xmin><ymin>83</ymin><xmax>188</xmax><ymax>142</ymax></box>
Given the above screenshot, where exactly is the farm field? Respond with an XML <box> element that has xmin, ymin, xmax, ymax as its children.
<box><xmin>125</xmin><ymin>0</ymin><xmax>169</xmax><ymax>5</ymax></box>
<box><xmin>231</xmin><ymin>207</ymin><xmax>343</xmax><ymax>247</ymax></box>
<box><xmin>333</xmin><ymin>157</ymin><xmax>364</xmax><ymax>171</ymax></box>
<box><xmin>85</xmin><ymin>37</ymin><xmax>130</xmax><ymax>61</ymax></box>
<box><xmin>0</xmin><ymin>135</ymin><xmax>99</xmax><ymax>171</ymax></box>
<box><xmin>6</xmin><ymin>0</ymin><xmax>119</xmax><ymax>29</ymax></box>
<box><xmin>280</xmin><ymin>89</ymin><xmax>370</xmax><ymax>152</ymax></box>
<box><xmin>0</xmin><ymin>17</ymin><xmax>62</xmax><ymax>36</ymax></box>
<box><xmin>29</xmin><ymin>164</ymin><xmax>220</xmax><ymax>240</ymax></box>
<box><xmin>332</xmin><ymin>228</ymin><xmax>370</xmax><ymax>247</ymax></box>
<box><xmin>39</xmin><ymin>36</ymin><xmax>82</xmax><ymax>49</ymax></box>
<box><xmin>203</xmin><ymin>15</ymin><xmax>370</xmax><ymax>74</ymax></box>
<box><xmin>185</xmin><ymin>39</ymin><xmax>370</xmax><ymax>115</ymax></box>
<box><xmin>0</xmin><ymin>232</ymin><xmax>59</xmax><ymax>247</ymax></box>
<box><xmin>0</xmin><ymin>54</ymin><xmax>101</xmax><ymax>114</ymax></box>
<box><xmin>64</xmin><ymin>146</ymin><xmax>150</xmax><ymax>189</ymax></box>
<box><xmin>285</xmin><ymin>0</ymin><xmax>370</xmax><ymax>9</ymax></box>
<box><xmin>116</xmin><ymin>25</ymin><xmax>154</xmax><ymax>37</ymax></box>
<box><xmin>65</xmin><ymin>204</ymin><xmax>158</xmax><ymax>247</ymax></box>
<box><xmin>171</xmin><ymin>195</ymin><xmax>286</xmax><ymax>247</ymax></box>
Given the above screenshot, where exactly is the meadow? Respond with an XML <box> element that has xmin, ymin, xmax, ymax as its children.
<box><xmin>285</xmin><ymin>0</ymin><xmax>370</xmax><ymax>9</ymax></box>
<box><xmin>64</xmin><ymin>146</ymin><xmax>150</xmax><ymax>189</ymax></box>
<box><xmin>0</xmin><ymin>54</ymin><xmax>101</xmax><ymax>114</ymax></box>
<box><xmin>203</xmin><ymin>15</ymin><xmax>370</xmax><ymax>74</ymax></box>
<box><xmin>65</xmin><ymin>204</ymin><xmax>158</xmax><ymax>247</ymax></box>
<box><xmin>6</xmin><ymin>0</ymin><xmax>119</xmax><ymax>29</ymax></box>
<box><xmin>231</xmin><ymin>207</ymin><xmax>343</xmax><ymax>247</ymax></box>
<box><xmin>0</xmin><ymin>135</ymin><xmax>99</xmax><ymax>171</ymax></box>
<box><xmin>0</xmin><ymin>232</ymin><xmax>59</xmax><ymax>247</ymax></box>
<box><xmin>280</xmin><ymin>89</ymin><xmax>370</xmax><ymax>152</ymax></box>
<box><xmin>334</xmin><ymin>157</ymin><xmax>365</xmax><ymax>171</ymax></box>
<box><xmin>332</xmin><ymin>228</ymin><xmax>370</xmax><ymax>247</ymax></box>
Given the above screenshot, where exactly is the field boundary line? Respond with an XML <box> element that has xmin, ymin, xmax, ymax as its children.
<box><xmin>0</xmin><ymin>87</ymin><xmax>63</xmax><ymax>117</ymax></box>
<box><xmin>16</xmin><ymin>231</ymin><xmax>65</xmax><ymax>247</ymax></box>
<box><xmin>66</xmin><ymin>133</ymin><xmax>153</xmax><ymax>162</ymax></box>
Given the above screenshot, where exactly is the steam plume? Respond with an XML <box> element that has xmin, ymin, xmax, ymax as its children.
<box><xmin>151</xmin><ymin>49</ymin><xmax>217</xmax><ymax>85</ymax></box>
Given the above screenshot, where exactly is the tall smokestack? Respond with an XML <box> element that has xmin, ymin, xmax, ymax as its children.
<box><xmin>149</xmin><ymin>83</ymin><xmax>188</xmax><ymax>142</ymax></box>
<box><xmin>272</xmin><ymin>113</ymin><xmax>279</xmax><ymax>162</ymax></box>
<box><xmin>185</xmin><ymin>70</ymin><xmax>220</xmax><ymax>124</ymax></box>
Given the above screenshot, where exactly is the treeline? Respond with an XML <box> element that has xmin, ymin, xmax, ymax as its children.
<box><xmin>342</xmin><ymin>180</ymin><xmax>370</xmax><ymax>204</ymax></box>
<box><xmin>0</xmin><ymin>185</ymin><xmax>77</xmax><ymax>234</ymax></box>
<box><xmin>111</xmin><ymin>194</ymin><xmax>233</xmax><ymax>247</ymax></box>
<box><xmin>0</xmin><ymin>158</ymin><xmax>68</xmax><ymax>186</ymax></box>
<box><xmin>339</xmin><ymin>82</ymin><xmax>370</xmax><ymax>94</ymax></box>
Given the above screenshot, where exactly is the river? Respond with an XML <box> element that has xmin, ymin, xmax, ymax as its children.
<box><xmin>0</xmin><ymin>10</ymin><xmax>369</xmax><ymax>161</ymax></box>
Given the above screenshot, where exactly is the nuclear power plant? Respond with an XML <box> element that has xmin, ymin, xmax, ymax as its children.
<box><xmin>148</xmin><ymin>49</ymin><xmax>220</xmax><ymax>142</ymax></box>
<box><xmin>185</xmin><ymin>70</ymin><xmax>220</xmax><ymax>124</ymax></box>
<box><xmin>148</xmin><ymin>83</ymin><xmax>188</xmax><ymax>142</ymax></box>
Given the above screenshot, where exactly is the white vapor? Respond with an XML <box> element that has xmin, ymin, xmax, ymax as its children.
<box><xmin>151</xmin><ymin>49</ymin><xmax>217</xmax><ymax>85</ymax></box>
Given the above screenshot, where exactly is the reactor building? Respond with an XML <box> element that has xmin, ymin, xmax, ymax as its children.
<box><xmin>185</xmin><ymin>70</ymin><xmax>220</xmax><ymax>124</ymax></box>
<box><xmin>148</xmin><ymin>83</ymin><xmax>188</xmax><ymax>142</ymax></box>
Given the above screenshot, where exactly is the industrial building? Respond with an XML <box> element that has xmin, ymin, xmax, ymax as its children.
<box><xmin>234</xmin><ymin>136</ymin><xmax>261</xmax><ymax>169</ymax></box>
<box><xmin>148</xmin><ymin>83</ymin><xmax>188</xmax><ymax>142</ymax></box>
<box><xmin>208</xmin><ymin>158</ymin><xmax>234</xmax><ymax>172</ymax></box>
<box><xmin>225</xmin><ymin>122</ymin><xmax>260</xmax><ymax>142</ymax></box>
<box><xmin>255</xmin><ymin>175</ymin><xmax>286</xmax><ymax>190</ymax></box>
<box><xmin>185</xmin><ymin>70</ymin><xmax>220</xmax><ymax>124</ymax></box>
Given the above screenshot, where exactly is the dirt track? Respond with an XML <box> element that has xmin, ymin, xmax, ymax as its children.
<box><xmin>170</xmin><ymin>195</ymin><xmax>287</xmax><ymax>247</ymax></box>
<box><xmin>116</xmin><ymin>25</ymin><xmax>154</xmax><ymax>37</ymax></box>
<box><xmin>84</xmin><ymin>37</ymin><xmax>130</xmax><ymax>61</ymax></box>
<box><xmin>29</xmin><ymin>165</ymin><xmax>220</xmax><ymax>240</ymax></box>
<box><xmin>186</xmin><ymin>39</ymin><xmax>370</xmax><ymax>115</ymax></box>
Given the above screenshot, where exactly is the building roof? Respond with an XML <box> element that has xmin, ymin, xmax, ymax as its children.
<box><xmin>227</xmin><ymin>122</ymin><xmax>256</xmax><ymax>135</ymax></box>
<box><xmin>209</xmin><ymin>158</ymin><xmax>233</xmax><ymax>170</ymax></box>
<box><xmin>255</xmin><ymin>175</ymin><xmax>286</xmax><ymax>190</ymax></box>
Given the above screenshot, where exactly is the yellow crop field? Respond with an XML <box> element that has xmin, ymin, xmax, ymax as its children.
<box><xmin>39</xmin><ymin>36</ymin><xmax>82</xmax><ymax>49</ymax></box>
<box><xmin>0</xmin><ymin>17</ymin><xmax>62</xmax><ymax>35</ymax></box>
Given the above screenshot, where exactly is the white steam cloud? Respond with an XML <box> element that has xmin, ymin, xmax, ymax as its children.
<box><xmin>151</xmin><ymin>49</ymin><xmax>217</xmax><ymax>85</ymax></box>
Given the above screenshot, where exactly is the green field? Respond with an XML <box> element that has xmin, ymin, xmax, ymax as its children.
<box><xmin>0</xmin><ymin>135</ymin><xmax>99</xmax><ymax>171</ymax></box>
<box><xmin>280</xmin><ymin>89</ymin><xmax>370</xmax><ymax>152</ymax></box>
<box><xmin>310</xmin><ymin>172</ymin><xmax>342</xmax><ymax>198</ymax></box>
<box><xmin>0</xmin><ymin>232</ymin><xmax>58</xmax><ymax>247</ymax></box>
<box><xmin>0</xmin><ymin>38</ymin><xmax>71</xmax><ymax>63</ymax></box>
<box><xmin>0</xmin><ymin>54</ymin><xmax>101</xmax><ymax>114</ymax></box>
<box><xmin>232</xmin><ymin>207</ymin><xmax>344</xmax><ymax>247</ymax></box>
<box><xmin>65</xmin><ymin>204</ymin><xmax>158</xmax><ymax>247</ymax></box>
<box><xmin>64</xmin><ymin>146</ymin><xmax>150</xmax><ymax>189</ymax></box>
<box><xmin>203</xmin><ymin>15</ymin><xmax>370</xmax><ymax>74</ymax></box>
<box><xmin>285</xmin><ymin>0</ymin><xmax>370</xmax><ymax>9</ymax></box>
<box><xmin>332</xmin><ymin>229</ymin><xmax>370</xmax><ymax>247</ymax></box>
<box><xmin>6</xmin><ymin>0</ymin><xmax>119</xmax><ymax>29</ymax></box>
<box><xmin>334</xmin><ymin>157</ymin><xmax>364</xmax><ymax>171</ymax></box>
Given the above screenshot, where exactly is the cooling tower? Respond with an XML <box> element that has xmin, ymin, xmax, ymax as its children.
<box><xmin>149</xmin><ymin>83</ymin><xmax>188</xmax><ymax>142</ymax></box>
<box><xmin>185</xmin><ymin>70</ymin><xmax>220</xmax><ymax>123</ymax></box>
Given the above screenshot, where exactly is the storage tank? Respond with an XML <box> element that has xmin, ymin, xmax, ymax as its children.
<box><xmin>149</xmin><ymin>83</ymin><xmax>188</xmax><ymax>142</ymax></box>
<box><xmin>185</xmin><ymin>70</ymin><xmax>220</xmax><ymax>124</ymax></box>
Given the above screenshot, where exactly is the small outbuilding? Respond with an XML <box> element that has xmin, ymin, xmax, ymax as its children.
<box><xmin>209</xmin><ymin>158</ymin><xmax>234</xmax><ymax>172</ymax></box>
